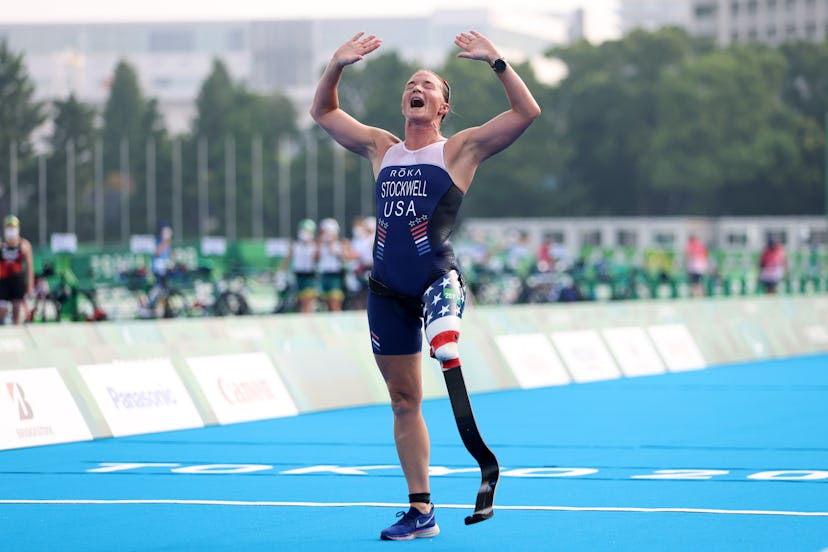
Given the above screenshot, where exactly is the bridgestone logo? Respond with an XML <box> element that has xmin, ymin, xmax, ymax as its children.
<box><xmin>7</xmin><ymin>382</ymin><xmax>34</xmax><ymax>421</ymax></box>
<box><xmin>16</xmin><ymin>426</ymin><xmax>54</xmax><ymax>438</ymax></box>
<box><xmin>107</xmin><ymin>386</ymin><xmax>178</xmax><ymax>409</ymax></box>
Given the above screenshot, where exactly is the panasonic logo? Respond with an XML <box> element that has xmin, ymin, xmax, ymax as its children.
<box><xmin>106</xmin><ymin>386</ymin><xmax>178</xmax><ymax>409</ymax></box>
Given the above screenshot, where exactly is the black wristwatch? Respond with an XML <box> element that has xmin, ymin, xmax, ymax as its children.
<box><xmin>491</xmin><ymin>57</ymin><xmax>507</xmax><ymax>74</ymax></box>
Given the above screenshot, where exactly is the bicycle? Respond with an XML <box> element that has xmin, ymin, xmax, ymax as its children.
<box><xmin>119</xmin><ymin>266</ymin><xmax>189</xmax><ymax>319</ymax></box>
<box><xmin>26</xmin><ymin>263</ymin><xmax>107</xmax><ymax>323</ymax></box>
<box><xmin>121</xmin><ymin>264</ymin><xmax>249</xmax><ymax>319</ymax></box>
<box><xmin>210</xmin><ymin>270</ymin><xmax>251</xmax><ymax>316</ymax></box>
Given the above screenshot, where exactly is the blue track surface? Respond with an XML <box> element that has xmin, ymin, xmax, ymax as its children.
<box><xmin>2</xmin><ymin>354</ymin><xmax>828</xmax><ymax>551</ymax></box>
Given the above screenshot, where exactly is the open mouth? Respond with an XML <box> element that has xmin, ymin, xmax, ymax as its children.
<box><xmin>410</xmin><ymin>97</ymin><xmax>425</xmax><ymax>108</ymax></box>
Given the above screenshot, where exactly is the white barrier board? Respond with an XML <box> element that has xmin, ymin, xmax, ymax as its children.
<box><xmin>550</xmin><ymin>330</ymin><xmax>621</xmax><ymax>383</ymax></box>
<box><xmin>647</xmin><ymin>324</ymin><xmax>707</xmax><ymax>371</ymax></box>
<box><xmin>187</xmin><ymin>352</ymin><xmax>298</xmax><ymax>424</ymax></box>
<box><xmin>0</xmin><ymin>368</ymin><xmax>92</xmax><ymax>450</ymax></box>
<box><xmin>494</xmin><ymin>334</ymin><xmax>571</xmax><ymax>388</ymax></box>
<box><xmin>602</xmin><ymin>327</ymin><xmax>666</xmax><ymax>377</ymax></box>
<box><xmin>78</xmin><ymin>358</ymin><xmax>204</xmax><ymax>437</ymax></box>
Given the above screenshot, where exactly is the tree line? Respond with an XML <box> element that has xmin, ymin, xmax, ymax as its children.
<box><xmin>0</xmin><ymin>27</ymin><xmax>826</xmax><ymax>244</ymax></box>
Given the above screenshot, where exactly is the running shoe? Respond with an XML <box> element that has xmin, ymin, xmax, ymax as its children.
<box><xmin>380</xmin><ymin>505</ymin><xmax>440</xmax><ymax>540</ymax></box>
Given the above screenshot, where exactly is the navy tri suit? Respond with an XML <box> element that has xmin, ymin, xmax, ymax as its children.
<box><xmin>367</xmin><ymin>140</ymin><xmax>467</xmax><ymax>358</ymax></box>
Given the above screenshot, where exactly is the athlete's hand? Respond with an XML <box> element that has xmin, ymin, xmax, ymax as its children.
<box><xmin>333</xmin><ymin>32</ymin><xmax>382</xmax><ymax>68</ymax></box>
<box><xmin>454</xmin><ymin>30</ymin><xmax>501</xmax><ymax>65</ymax></box>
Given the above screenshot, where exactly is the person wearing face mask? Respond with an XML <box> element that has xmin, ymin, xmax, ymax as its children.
<box><xmin>311</xmin><ymin>30</ymin><xmax>540</xmax><ymax>539</ymax></box>
<box><xmin>0</xmin><ymin>215</ymin><xmax>35</xmax><ymax>325</ymax></box>
<box><xmin>317</xmin><ymin>218</ymin><xmax>347</xmax><ymax>312</ymax></box>
<box><xmin>282</xmin><ymin>219</ymin><xmax>319</xmax><ymax>313</ymax></box>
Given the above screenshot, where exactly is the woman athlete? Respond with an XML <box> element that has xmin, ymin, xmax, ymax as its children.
<box><xmin>310</xmin><ymin>30</ymin><xmax>540</xmax><ymax>540</ymax></box>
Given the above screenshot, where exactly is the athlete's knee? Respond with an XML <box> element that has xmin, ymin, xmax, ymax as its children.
<box><xmin>387</xmin><ymin>387</ymin><xmax>422</xmax><ymax>417</ymax></box>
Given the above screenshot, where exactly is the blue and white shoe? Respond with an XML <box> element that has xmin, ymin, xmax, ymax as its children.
<box><xmin>380</xmin><ymin>505</ymin><xmax>440</xmax><ymax>540</ymax></box>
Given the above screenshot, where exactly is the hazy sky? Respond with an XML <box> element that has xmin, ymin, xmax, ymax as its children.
<box><xmin>1</xmin><ymin>0</ymin><xmax>617</xmax><ymax>26</ymax></box>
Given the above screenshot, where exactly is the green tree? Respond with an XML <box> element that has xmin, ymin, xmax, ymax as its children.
<box><xmin>101</xmin><ymin>61</ymin><xmax>148</xmax><ymax>241</ymax></box>
<box><xmin>51</xmin><ymin>95</ymin><xmax>97</xmax><ymax>151</ymax></box>
<box><xmin>644</xmin><ymin>46</ymin><xmax>810</xmax><ymax>214</ymax></box>
<box><xmin>778</xmin><ymin>41</ymin><xmax>828</xmax><ymax>214</ymax></box>
<box><xmin>231</xmin><ymin>86</ymin><xmax>298</xmax><ymax>238</ymax></box>
<box><xmin>48</xmin><ymin>94</ymin><xmax>98</xmax><ymax>239</ymax></box>
<box><xmin>549</xmin><ymin>28</ymin><xmax>706</xmax><ymax>215</ymax></box>
<box><xmin>440</xmin><ymin>54</ymin><xmax>560</xmax><ymax>217</ymax></box>
<box><xmin>190</xmin><ymin>59</ymin><xmax>298</xmax><ymax>239</ymax></box>
<box><xmin>136</xmin><ymin>98</ymin><xmax>171</xmax><ymax>236</ymax></box>
<box><xmin>103</xmin><ymin>61</ymin><xmax>146</xmax><ymax>152</ymax></box>
<box><xmin>0</xmin><ymin>40</ymin><xmax>46</xmax><ymax>230</ymax></box>
<box><xmin>101</xmin><ymin>60</ymin><xmax>171</xmax><ymax>240</ymax></box>
<box><xmin>194</xmin><ymin>59</ymin><xmax>235</xmax><ymax>139</ymax></box>
<box><xmin>780</xmin><ymin>41</ymin><xmax>828</xmax><ymax>123</ymax></box>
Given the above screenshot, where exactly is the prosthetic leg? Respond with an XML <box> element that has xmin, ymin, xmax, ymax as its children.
<box><xmin>423</xmin><ymin>272</ymin><xmax>500</xmax><ymax>524</ymax></box>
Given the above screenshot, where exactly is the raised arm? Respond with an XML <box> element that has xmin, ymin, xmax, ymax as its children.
<box><xmin>445</xmin><ymin>31</ymin><xmax>541</xmax><ymax>189</ymax></box>
<box><xmin>310</xmin><ymin>32</ymin><xmax>398</xmax><ymax>165</ymax></box>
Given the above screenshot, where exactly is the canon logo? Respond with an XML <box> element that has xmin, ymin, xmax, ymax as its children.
<box><xmin>218</xmin><ymin>378</ymin><xmax>275</xmax><ymax>405</ymax></box>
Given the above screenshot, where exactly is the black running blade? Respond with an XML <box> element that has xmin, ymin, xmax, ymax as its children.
<box><xmin>465</xmin><ymin>463</ymin><xmax>498</xmax><ymax>524</ymax></box>
<box><xmin>443</xmin><ymin>366</ymin><xmax>500</xmax><ymax>526</ymax></box>
<box><xmin>465</xmin><ymin>510</ymin><xmax>493</xmax><ymax>525</ymax></box>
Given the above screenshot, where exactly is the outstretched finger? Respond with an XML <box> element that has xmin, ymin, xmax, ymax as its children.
<box><xmin>455</xmin><ymin>32</ymin><xmax>473</xmax><ymax>45</ymax></box>
<box><xmin>361</xmin><ymin>36</ymin><xmax>382</xmax><ymax>55</ymax></box>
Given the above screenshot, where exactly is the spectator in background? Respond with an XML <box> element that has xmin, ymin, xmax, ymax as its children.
<box><xmin>684</xmin><ymin>234</ymin><xmax>709</xmax><ymax>297</ymax></box>
<box><xmin>505</xmin><ymin>230</ymin><xmax>534</xmax><ymax>276</ymax></box>
<box><xmin>346</xmin><ymin>215</ymin><xmax>375</xmax><ymax>309</ymax></box>
<box><xmin>467</xmin><ymin>230</ymin><xmax>491</xmax><ymax>270</ymax></box>
<box><xmin>284</xmin><ymin>219</ymin><xmax>319</xmax><ymax>313</ymax></box>
<box><xmin>536</xmin><ymin>236</ymin><xmax>554</xmax><ymax>273</ymax></box>
<box><xmin>0</xmin><ymin>215</ymin><xmax>34</xmax><ymax>325</ymax></box>
<box><xmin>759</xmin><ymin>238</ymin><xmax>787</xmax><ymax>295</ymax></box>
<box><xmin>317</xmin><ymin>218</ymin><xmax>347</xmax><ymax>312</ymax></box>
<box><xmin>144</xmin><ymin>222</ymin><xmax>174</xmax><ymax>316</ymax></box>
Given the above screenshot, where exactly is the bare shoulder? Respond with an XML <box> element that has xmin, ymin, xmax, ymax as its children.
<box><xmin>444</xmin><ymin>127</ymin><xmax>477</xmax><ymax>159</ymax></box>
<box><xmin>443</xmin><ymin>127</ymin><xmax>482</xmax><ymax>192</ymax></box>
<box><xmin>375</xmin><ymin>128</ymin><xmax>401</xmax><ymax>153</ymax></box>
<box><xmin>371</xmin><ymin>130</ymin><xmax>402</xmax><ymax>172</ymax></box>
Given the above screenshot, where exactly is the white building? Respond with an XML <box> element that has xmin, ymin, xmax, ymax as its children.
<box><xmin>617</xmin><ymin>0</ymin><xmax>693</xmax><ymax>34</ymax></box>
<box><xmin>460</xmin><ymin>215</ymin><xmax>828</xmax><ymax>252</ymax></box>
<box><xmin>690</xmin><ymin>0</ymin><xmax>828</xmax><ymax>45</ymax></box>
<box><xmin>0</xmin><ymin>9</ymin><xmax>579</xmax><ymax>135</ymax></box>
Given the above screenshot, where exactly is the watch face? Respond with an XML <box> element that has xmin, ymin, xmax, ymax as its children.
<box><xmin>492</xmin><ymin>58</ymin><xmax>507</xmax><ymax>73</ymax></box>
